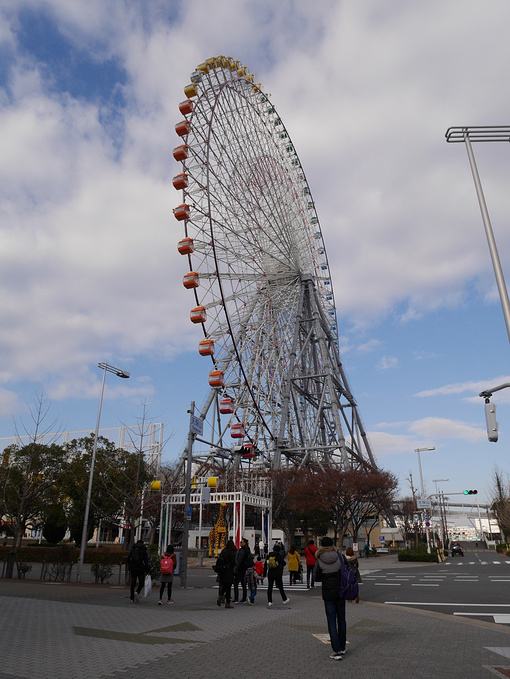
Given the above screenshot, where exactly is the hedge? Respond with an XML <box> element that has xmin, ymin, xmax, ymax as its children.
<box><xmin>398</xmin><ymin>549</ymin><xmax>438</xmax><ymax>562</ymax></box>
<box><xmin>0</xmin><ymin>545</ymin><xmax>128</xmax><ymax>565</ymax></box>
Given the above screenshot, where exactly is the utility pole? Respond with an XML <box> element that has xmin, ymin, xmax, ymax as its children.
<box><xmin>180</xmin><ymin>401</ymin><xmax>196</xmax><ymax>589</ymax></box>
<box><xmin>408</xmin><ymin>473</ymin><xmax>419</xmax><ymax>549</ymax></box>
<box><xmin>441</xmin><ymin>491</ymin><xmax>449</xmax><ymax>549</ymax></box>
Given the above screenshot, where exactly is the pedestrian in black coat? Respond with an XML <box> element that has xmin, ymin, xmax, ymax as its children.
<box><xmin>127</xmin><ymin>539</ymin><xmax>149</xmax><ymax>603</ymax></box>
<box><xmin>215</xmin><ymin>539</ymin><xmax>237</xmax><ymax>608</ymax></box>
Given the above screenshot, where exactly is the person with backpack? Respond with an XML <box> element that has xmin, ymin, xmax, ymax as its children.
<box><xmin>127</xmin><ymin>539</ymin><xmax>149</xmax><ymax>604</ymax></box>
<box><xmin>304</xmin><ymin>539</ymin><xmax>318</xmax><ymax>589</ymax></box>
<box><xmin>233</xmin><ymin>537</ymin><xmax>252</xmax><ymax>604</ymax></box>
<box><xmin>264</xmin><ymin>543</ymin><xmax>290</xmax><ymax>607</ymax></box>
<box><xmin>214</xmin><ymin>539</ymin><xmax>236</xmax><ymax>608</ymax></box>
<box><xmin>158</xmin><ymin>545</ymin><xmax>176</xmax><ymax>605</ymax></box>
<box><xmin>314</xmin><ymin>536</ymin><xmax>347</xmax><ymax>661</ymax></box>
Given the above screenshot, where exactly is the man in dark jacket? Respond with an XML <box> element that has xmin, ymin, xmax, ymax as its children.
<box><xmin>233</xmin><ymin>538</ymin><xmax>251</xmax><ymax>603</ymax></box>
<box><xmin>127</xmin><ymin>539</ymin><xmax>149</xmax><ymax>603</ymax></box>
<box><xmin>315</xmin><ymin>537</ymin><xmax>346</xmax><ymax>661</ymax></box>
<box><xmin>215</xmin><ymin>539</ymin><xmax>237</xmax><ymax>608</ymax></box>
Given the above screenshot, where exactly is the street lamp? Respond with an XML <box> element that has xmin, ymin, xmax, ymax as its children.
<box><xmin>414</xmin><ymin>447</ymin><xmax>436</xmax><ymax>498</ymax></box>
<box><xmin>445</xmin><ymin>125</ymin><xmax>510</xmax><ymax>343</ymax></box>
<box><xmin>77</xmin><ymin>361</ymin><xmax>130</xmax><ymax>582</ymax></box>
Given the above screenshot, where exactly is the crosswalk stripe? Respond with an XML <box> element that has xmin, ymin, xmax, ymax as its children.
<box><xmin>412</xmin><ymin>583</ymin><xmax>439</xmax><ymax>587</ymax></box>
<box><xmin>375</xmin><ymin>583</ymin><xmax>401</xmax><ymax>586</ymax></box>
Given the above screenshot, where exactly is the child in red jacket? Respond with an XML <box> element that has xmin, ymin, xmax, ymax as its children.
<box><xmin>254</xmin><ymin>555</ymin><xmax>264</xmax><ymax>585</ymax></box>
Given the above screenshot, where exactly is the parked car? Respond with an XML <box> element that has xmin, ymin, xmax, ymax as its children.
<box><xmin>451</xmin><ymin>543</ymin><xmax>464</xmax><ymax>557</ymax></box>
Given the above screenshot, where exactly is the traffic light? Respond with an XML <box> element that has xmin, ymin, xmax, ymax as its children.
<box><xmin>484</xmin><ymin>399</ymin><xmax>498</xmax><ymax>442</ymax></box>
<box><xmin>463</xmin><ymin>489</ymin><xmax>478</xmax><ymax>495</ymax></box>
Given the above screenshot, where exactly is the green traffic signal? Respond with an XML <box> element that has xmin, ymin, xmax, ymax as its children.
<box><xmin>463</xmin><ymin>489</ymin><xmax>478</xmax><ymax>495</ymax></box>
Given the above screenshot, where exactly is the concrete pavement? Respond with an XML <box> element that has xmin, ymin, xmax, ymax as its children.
<box><xmin>3</xmin><ymin>569</ymin><xmax>510</xmax><ymax>678</ymax></box>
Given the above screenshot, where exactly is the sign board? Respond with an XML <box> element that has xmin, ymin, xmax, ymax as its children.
<box><xmin>352</xmin><ymin>543</ymin><xmax>359</xmax><ymax>552</ymax></box>
<box><xmin>190</xmin><ymin>415</ymin><xmax>203</xmax><ymax>436</ymax></box>
<box><xmin>416</xmin><ymin>499</ymin><xmax>432</xmax><ymax>509</ymax></box>
<box><xmin>185</xmin><ymin>505</ymin><xmax>192</xmax><ymax>520</ymax></box>
<box><xmin>201</xmin><ymin>487</ymin><xmax>211</xmax><ymax>504</ymax></box>
<box><xmin>379</xmin><ymin>535</ymin><xmax>385</xmax><ymax>542</ymax></box>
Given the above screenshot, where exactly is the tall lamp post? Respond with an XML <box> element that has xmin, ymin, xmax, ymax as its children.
<box><xmin>77</xmin><ymin>361</ymin><xmax>129</xmax><ymax>582</ymax></box>
<box><xmin>445</xmin><ymin>125</ymin><xmax>510</xmax><ymax>343</ymax></box>
<box><xmin>414</xmin><ymin>447</ymin><xmax>436</xmax><ymax>554</ymax></box>
<box><xmin>414</xmin><ymin>446</ymin><xmax>436</xmax><ymax>497</ymax></box>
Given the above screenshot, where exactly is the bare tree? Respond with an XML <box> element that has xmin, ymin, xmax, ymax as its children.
<box><xmin>492</xmin><ymin>468</ymin><xmax>510</xmax><ymax>543</ymax></box>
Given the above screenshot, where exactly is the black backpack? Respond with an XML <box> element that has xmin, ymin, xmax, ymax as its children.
<box><xmin>214</xmin><ymin>554</ymin><xmax>227</xmax><ymax>574</ymax></box>
<box><xmin>130</xmin><ymin>544</ymin><xmax>145</xmax><ymax>569</ymax></box>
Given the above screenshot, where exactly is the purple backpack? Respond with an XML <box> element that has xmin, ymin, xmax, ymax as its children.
<box><xmin>339</xmin><ymin>556</ymin><xmax>359</xmax><ymax>600</ymax></box>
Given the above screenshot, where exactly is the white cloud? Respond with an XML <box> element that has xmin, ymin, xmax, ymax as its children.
<box><xmin>408</xmin><ymin>417</ymin><xmax>484</xmax><ymax>443</ymax></box>
<box><xmin>46</xmin><ymin>372</ymin><xmax>155</xmax><ymax>402</ymax></box>
<box><xmin>377</xmin><ymin>355</ymin><xmax>399</xmax><ymax>371</ymax></box>
<box><xmin>356</xmin><ymin>339</ymin><xmax>382</xmax><ymax>353</ymax></box>
<box><xmin>367</xmin><ymin>430</ymin><xmax>416</xmax><ymax>456</ymax></box>
<box><xmin>370</xmin><ymin>415</ymin><xmax>486</xmax><ymax>455</ymax></box>
<box><xmin>2</xmin><ymin>1</ymin><xmax>510</xmax><ymax>407</ymax></box>
<box><xmin>415</xmin><ymin>375</ymin><xmax>510</xmax><ymax>398</ymax></box>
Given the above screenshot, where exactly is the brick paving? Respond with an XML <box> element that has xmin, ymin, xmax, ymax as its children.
<box><xmin>2</xmin><ymin>575</ymin><xmax>510</xmax><ymax>678</ymax></box>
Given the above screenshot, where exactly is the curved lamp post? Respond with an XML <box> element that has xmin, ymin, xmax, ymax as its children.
<box><xmin>77</xmin><ymin>362</ymin><xmax>129</xmax><ymax>582</ymax></box>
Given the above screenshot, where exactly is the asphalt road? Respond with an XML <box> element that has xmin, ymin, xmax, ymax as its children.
<box><xmin>361</xmin><ymin>548</ymin><xmax>510</xmax><ymax>627</ymax></box>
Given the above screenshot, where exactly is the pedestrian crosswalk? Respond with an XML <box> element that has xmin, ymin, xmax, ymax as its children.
<box><xmin>443</xmin><ymin>561</ymin><xmax>510</xmax><ymax>566</ymax></box>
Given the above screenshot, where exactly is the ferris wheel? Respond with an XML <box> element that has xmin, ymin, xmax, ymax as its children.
<box><xmin>172</xmin><ymin>56</ymin><xmax>376</xmax><ymax>473</ymax></box>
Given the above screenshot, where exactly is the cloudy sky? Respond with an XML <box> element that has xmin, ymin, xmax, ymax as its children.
<box><xmin>1</xmin><ymin>0</ymin><xmax>510</xmax><ymax>502</ymax></box>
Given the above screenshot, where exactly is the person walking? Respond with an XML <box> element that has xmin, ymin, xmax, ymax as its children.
<box><xmin>158</xmin><ymin>545</ymin><xmax>176</xmax><ymax>605</ymax></box>
<box><xmin>287</xmin><ymin>546</ymin><xmax>301</xmax><ymax>586</ymax></box>
<box><xmin>127</xmin><ymin>539</ymin><xmax>149</xmax><ymax>604</ymax></box>
<box><xmin>265</xmin><ymin>543</ymin><xmax>290</xmax><ymax>607</ymax></box>
<box><xmin>304</xmin><ymin>539</ymin><xmax>318</xmax><ymax>589</ymax></box>
<box><xmin>315</xmin><ymin>537</ymin><xmax>346</xmax><ymax>661</ymax></box>
<box><xmin>214</xmin><ymin>539</ymin><xmax>236</xmax><ymax>608</ymax></box>
<box><xmin>233</xmin><ymin>537</ymin><xmax>251</xmax><ymax>604</ymax></box>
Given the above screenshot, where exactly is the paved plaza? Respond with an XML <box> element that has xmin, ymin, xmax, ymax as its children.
<box><xmin>3</xmin><ymin>560</ymin><xmax>510</xmax><ymax>678</ymax></box>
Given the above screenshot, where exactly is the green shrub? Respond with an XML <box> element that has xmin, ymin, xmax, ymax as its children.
<box><xmin>398</xmin><ymin>549</ymin><xmax>438</xmax><ymax>562</ymax></box>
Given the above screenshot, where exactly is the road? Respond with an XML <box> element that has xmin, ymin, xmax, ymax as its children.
<box><xmin>360</xmin><ymin>547</ymin><xmax>510</xmax><ymax>627</ymax></box>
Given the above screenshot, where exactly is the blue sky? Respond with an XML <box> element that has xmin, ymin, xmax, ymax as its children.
<box><xmin>1</xmin><ymin>1</ymin><xmax>510</xmax><ymax>503</ymax></box>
